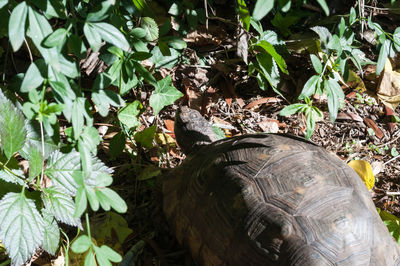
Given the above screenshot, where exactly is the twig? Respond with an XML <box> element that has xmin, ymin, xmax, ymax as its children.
<box><xmin>383</xmin><ymin>154</ymin><xmax>400</xmax><ymax>166</ymax></box>
<box><xmin>386</xmin><ymin>191</ymin><xmax>400</xmax><ymax>196</ymax></box>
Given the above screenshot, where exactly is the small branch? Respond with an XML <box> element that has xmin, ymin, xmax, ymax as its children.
<box><xmin>383</xmin><ymin>154</ymin><xmax>400</xmax><ymax>166</ymax></box>
<box><xmin>386</xmin><ymin>191</ymin><xmax>400</xmax><ymax>196</ymax></box>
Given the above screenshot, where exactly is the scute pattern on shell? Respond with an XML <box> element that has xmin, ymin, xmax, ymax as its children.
<box><xmin>163</xmin><ymin>134</ymin><xmax>400</xmax><ymax>265</ymax></box>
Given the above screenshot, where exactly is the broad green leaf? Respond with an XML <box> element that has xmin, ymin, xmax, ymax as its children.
<box><xmin>150</xmin><ymin>46</ymin><xmax>180</xmax><ymax>69</ymax></box>
<box><xmin>9</xmin><ymin>1</ymin><xmax>28</xmax><ymax>51</ymax></box>
<box><xmin>99</xmin><ymin>245</ymin><xmax>122</xmax><ymax>263</ymax></box>
<box><xmin>310</xmin><ymin>54</ymin><xmax>322</xmax><ymax>74</ymax></box>
<box><xmin>71</xmin><ymin>98</ymin><xmax>85</xmax><ymax>139</ymax></box>
<box><xmin>32</xmin><ymin>0</ymin><xmax>66</xmax><ymax>19</ymax></box>
<box><xmin>376</xmin><ymin>39</ymin><xmax>391</xmax><ymax>75</ymax></box>
<box><xmin>140</xmin><ymin>17</ymin><xmax>158</xmax><ymax>42</ymax></box>
<box><xmin>237</xmin><ymin>0</ymin><xmax>250</xmax><ymax>31</ymax></box>
<box><xmin>325</xmin><ymin>79</ymin><xmax>344</xmax><ymax>122</ymax></box>
<box><xmin>87</xmin><ymin>157</ymin><xmax>113</xmax><ymax>186</ymax></box>
<box><xmin>83</xmin><ymin>22</ymin><xmax>102</xmax><ymax>52</ymax></box>
<box><xmin>109</xmin><ymin>132</ymin><xmax>125</xmax><ymax>159</ymax></box>
<box><xmin>118</xmin><ymin>101</ymin><xmax>142</xmax><ymax>129</ymax></box>
<box><xmin>45</xmin><ymin>150</ymin><xmax>81</xmax><ymax>195</ymax></box>
<box><xmin>255</xmin><ymin>52</ymin><xmax>281</xmax><ymax>90</ymax></box>
<box><xmin>252</xmin><ymin>0</ymin><xmax>274</xmax><ymax>21</ymax></box>
<box><xmin>131</xmin><ymin>51</ymin><xmax>152</xmax><ymax>61</ymax></box>
<box><xmin>316</xmin><ymin>0</ymin><xmax>329</xmax><ymax>16</ymax></box>
<box><xmin>134</xmin><ymin>125</ymin><xmax>156</xmax><ymax>148</ymax></box>
<box><xmin>253</xmin><ymin>40</ymin><xmax>288</xmax><ymax>74</ymax></box>
<box><xmin>96</xmin><ymin>188</ymin><xmax>127</xmax><ymax>213</ymax></box>
<box><xmin>20</xmin><ymin>59</ymin><xmax>47</xmax><ymax>92</ymax></box>
<box><xmin>150</xmin><ymin>76</ymin><xmax>183</xmax><ymax>115</ymax></box>
<box><xmin>29</xmin><ymin>147</ymin><xmax>42</xmax><ymax>181</ymax></box>
<box><xmin>279</xmin><ymin>103</ymin><xmax>305</xmax><ymax>116</ymax></box>
<box><xmin>90</xmin><ymin>22</ymin><xmax>130</xmax><ymax>51</ymax></box>
<box><xmin>27</xmin><ymin>7</ymin><xmax>59</xmax><ymax>67</ymax></box>
<box><xmin>132</xmin><ymin>61</ymin><xmax>157</xmax><ymax>86</ymax></box>
<box><xmin>160</xmin><ymin>36</ymin><xmax>187</xmax><ymax>50</ymax></box>
<box><xmin>79</xmin><ymin>127</ymin><xmax>101</xmax><ymax>154</ymax></box>
<box><xmin>298</xmin><ymin>75</ymin><xmax>319</xmax><ymax>100</ymax></box>
<box><xmin>41</xmin><ymin>208</ymin><xmax>60</xmax><ymax>255</ymax></box>
<box><xmin>20</xmin><ymin>120</ymin><xmax>59</xmax><ymax>160</ymax></box>
<box><xmin>59</xmin><ymin>54</ymin><xmax>79</xmax><ymax>78</ymax></box>
<box><xmin>87</xmin><ymin>0</ymin><xmax>114</xmax><ymax>22</ymax></box>
<box><xmin>0</xmin><ymin>169</ymin><xmax>25</xmax><ymax>185</ymax></box>
<box><xmin>393</xmin><ymin>27</ymin><xmax>400</xmax><ymax>52</ymax></box>
<box><xmin>92</xmin><ymin>89</ymin><xmax>124</xmax><ymax>117</ymax></box>
<box><xmin>0</xmin><ymin>192</ymin><xmax>44</xmax><ymax>265</ymax></box>
<box><xmin>310</xmin><ymin>26</ymin><xmax>332</xmax><ymax>47</ymax></box>
<box><xmin>68</xmin><ymin>34</ymin><xmax>87</xmax><ymax>58</ymax></box>
<box><xmin>85</xmin><ymin>184</ymin><xmax>99</xmax><ymax>211</ymax></box>
<box><xmin>71</xmin><ymin>235</ymin><xmax>91</xmax><ymax>253</ymax></box>
<box><xmin>250</xmin><ymin>18</ymin><xmax>263</xmax><ymax>35</ymax></box>
<box><xmin>131</xmin><ymin>27</ymin><xmax>147</xmax><ymax>39</ymax></box>
<box><xmin>168</xmin><ymin>2</ymin><xmax>182</xmax><ymax>16</ymax></box>
<box><xmin>42</xmin><ymin>187</ymin><xmax>81</xmax><ymax>227</ymax></box>
<box><xmin>43</xmin><ymin>28</ymin><xmax>68</xmax><ymax>48</ymax></box>
<box><xmin>0</xmin><ymin>0</ymin><xmax>8</xmax><ymax>9</ymax></box>
<box><xmin>0</xmin><ymin>96</ymin><xmax>27</xmax><ymax>159</ymax></box>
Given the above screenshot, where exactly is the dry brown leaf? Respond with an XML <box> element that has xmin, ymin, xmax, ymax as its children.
<box><xmin>363</xmin><ymin>117</ymin><xmax>384</xmax><ymax>139</ymax></box>
<box><xmin>258</xmin><ymin>120</ymin><xmax>279</xmax><ymax>133</ymax></box>
<box><xmin>377</xmin><ymin>58</ymin><xmax>400</xmax><ymax>109</ymax></box>
<box><xmin>244</xmin><ymin>97</ymin><xmax>282</xmax><ymax>109</ymax></box>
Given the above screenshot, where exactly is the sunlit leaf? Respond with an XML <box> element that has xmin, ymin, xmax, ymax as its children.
<box><xmin>348</xmin><ymin>159</ymin><xmax>375</xmax><ymax>190</ymax></box>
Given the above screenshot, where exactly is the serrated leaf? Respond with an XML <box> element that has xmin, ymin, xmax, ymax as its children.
<box><xmin>41</xmin><ymin>208</ymin><xmax>60</xmax><ymax>255</ymax></box>
<box><xmin>0</xmin><ymin>192</ymin><xmax>44</xmax><ymax>265</ymax></box>
<box><xmin>90</xmin><ymin>22</ymin><xmax>130</xmax><ymax>51</ymax></box>
<box><xmin>42</xmin><ymin>187</ymin><xmax>81</xmax><ymax>227</ymax></box>
<box><xmin>141</xmin><ymin>17</ymin><xmax>158</xmax><ymax>42</ymax></box>
<box><xmin>0</xmin><ymin>169</ymin><xmax>25</xmax><ymax>185</ymax></box>
<box><xmin>252</xmin><ymin>0</ymin><xmax>274</xmax><ymax>21</ymax></box>
<box><xmin>9</xmin><ymin>1</ymin><xmax>28</xmax><ymax>51</ymax></box>
<box><xmin>20</xmin><ymin>120</ymin><xmax>59</xmax><ymax>160</ymax></box>
<box><xmin>149</xmin><ymin>76</ymin><xmax>183</xmax><ymax>115</ymax></box>
<box><xmin>118</xmin><ymin>101</ymin><xmax>142</xmax><ymax>129</ymax></box>
<box><xmin>45</xmin><ymin>150</ymin><xmax>81</xmax><ymax>195</ymax></box>
<box><xmin>0</xmin><ymin>97</ymin><xmax>27</xmax><ymax>159</ymax></box>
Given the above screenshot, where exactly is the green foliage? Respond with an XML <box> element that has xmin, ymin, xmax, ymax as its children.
<box><xmin>378</xmin><ymin>208</ymin><xmax>400</xmax><ymax>245</ymax></box>
<box><xmin>1</xmin><ymin>0</ymin><xmax>188</xmax><ymax>263</ymax></box>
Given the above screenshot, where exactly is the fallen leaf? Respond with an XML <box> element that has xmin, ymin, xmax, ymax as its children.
<box><xmin>244</xmin><ymin>97</ymin><xmax>282</xmax><ymax>109</ymax></box>
<box><xmin>258</xmin><ymin>120</ymin><xmax>279</xmax><ymax>133</ymax></box>
<box><xmin>377</xmin><ymin>58</ymin><xmax>400</xmax><ymax>110</ymax></box>
<box><xmin>155</xmin><ymin>133</ymin><xmax>175</xmax><ymax>145</ymax></box>
<box><xmin>348</xmin><ymin>159</ymin><xmax>375</xmax><ymax>190</ymax></box>
<box><xmin>371</xmin><ymin>161</ymin><xmax>384</xmax><ymax>176</ymax></box>
<box><xmin>164</xmin><ymin>119</ymin><xmax>175</xmax><ymax>134</ymax></box>
<box><xmin>363</xmin><ymin>117</ymin><xmax>384</xmax><ymax>139</ymax></box>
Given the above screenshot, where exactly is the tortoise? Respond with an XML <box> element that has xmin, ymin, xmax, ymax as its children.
<box><xmin>162</xmin><ymin>106</ymin><xmax>400</xmax><ymax>265</ymax></box>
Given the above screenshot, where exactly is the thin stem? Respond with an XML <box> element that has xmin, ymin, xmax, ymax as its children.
<box><xmin>39</xmin><ymin>120</ymin><xmax>45</xmax><ymax>185</ymax></box>
<box><xmin>85</xmin><ymin>212</ymin><xmax>91</xmax><ymax>238</ymax></box>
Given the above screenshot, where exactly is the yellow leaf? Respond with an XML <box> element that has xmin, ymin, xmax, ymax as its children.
<box><xmin>155</xmin><ymin>133</ymin><xmax>175</xmax><ymax>145</ymax></box>
<box><xmin>348</xmin><ymin>160</ymin><xmax>375</xmax><ymax>190</ymax></box>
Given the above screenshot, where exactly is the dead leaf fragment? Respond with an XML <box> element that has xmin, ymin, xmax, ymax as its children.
<box><xmin>363</xmin><ymin>117</ymin><xmax>384</xmax><ymax>139</ymax></box>
<box><xmin>348</xmin><ymin>160</ymin><xmax>375</xmax><ymax>190</ymax></box>
<box><xmin>377</xmin><ymin>58</ymin><xmax>400</xmax><ymax>109</ymax></box>
<box><xmin>258</xmin><ymin>120</ymin><xmax>279</xmax><ymax>133</ymax></box>
<box><xmin>244</xmin><ymin>97</ymin><xmax>282</xmax><ymax>109</ymax></box>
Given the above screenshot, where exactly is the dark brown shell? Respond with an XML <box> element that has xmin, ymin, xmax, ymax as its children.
<box><xmin>163</xmin><ymin>134</ymin><xmax>400</xmax><ymax>265</ymax></box>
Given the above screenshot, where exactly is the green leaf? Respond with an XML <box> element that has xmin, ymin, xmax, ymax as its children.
<box><xmin>150</xmin><ymin>46</ymin><xmax>180</xmax><ymax>69</ymax></box>
<box><xmin>311</xmin><ymin>26</ymin><xmax>332</xmax><ymax>47</ymax></box>
<box><xmin>28</xmin><ymin>147</ymin><xmax>42</xmax><ymax>181</ymax></box>
<box><xmin>140</xmin><ymin>17</ymin><xmax>159</xmax><ymax>42</ymax></box>
<box><xmin>298</xmin><ymin>75</ymin><xmax>319</xmax><ymax>100</ymax></box>
<box><xmin>135</xmin><ymin>125</ymin><xmax>156</xmax><ymax>148</ymax></box>
<box><xmin>98</xmin><ymin>245</ymin><xmax>123</xmax><ymax>263</ymax></box>
<box><xmin>316</xmin><ymin>0</ymin><xmax>329</xmax><ymax>16</ymax></box>
<box><xmin>0</xmin><ymin>96</ymin><xmax>27</xmax><ymax>159</ymax></box>
<box><xmin>0</xmin><ymin>0</ymin><xmax>8</xmax><ymax>9</ymax></box>
<box><xmin>325</xmin><ymin>79</ymin><xmax>344</xmax><ymax>122</ymax></box>
<box><xmin>160</xmin><ymin>36</ymin><xmax>187</xmax><ymax>50</ymax></box>
<box><xmin>43</xmin><ymin>28</ymin><xmax>68</xmax><ymax>48</ymax></box>
<box><xmin>118</xmin><ymin>101</ymin><xmax>143</xmax><ymax>129</ymax></box>
<box><xmin>109</xmin><ymin>132</ymin><xmax>125</xmax><ymax>159</ymax></box>
<box><xmin>83</xmin><ymin>22</ymin><xmax>102</xmax><ymax>52</ymax></box>
<box><xmin>20</xmin><ymin>59</ymin><xmax>47</xmax><ymax>93</ymax></box>
<box><xmin>349</xmin><ymin>7</ymin><xmax>356</xmax><ymax>25</ymax></box>
<box><xmin>45</xmin><ymin>150</ymin><xmax>81</xmax><ymax>195</ymax></box>
<box><xmin>74</xmin><ymin>187</ymin><xmax>87</xmax><ymax>218</ymax></box>
<box><xmin>90</xmin><ymin>22</ymin><xmax>130</xmax><ymax>51</ymax></box>
<box><xmin>132</xmin><ymin>61</ymin><xmax>157</xmax><ymax>86</ymax></box>
<box><xmin>310</xmin><ymin>54</ymin><xmax>322</xmax><ymax>74</ymax></box>
<box><xmin>255</xmin><ymin>52</ymin><xmax>281</xmax><ymax>90</ymax></box>
<box><xmin>168</xmin><ymin>2</ymin><xmax>182</xmax><ymax>16</ymax></box>
<box><xmin>279</xmin><ymin>103</ymin><xmax>305</xmax><ymax>116</ymax></box>
<box><xmin>237</xmin><ymin>0</ymin><xmax>250</xmax><ymax>31</ymax></box>
<box><xmin>27</xmin><ymin>7</ymin><xmax>59</xmax><ymax>66</ymax></box>
<box><xmin>42</xmin><ymin>187</ymin><xmax>81</xmax><ymax>227</ymax></box>
<box><xmin>9</xmin><ymin>1</ymin><xmax>28</xmax><ymax>51</ymax></box>
<box><xmin>59</xmin><ymin>55</ymin><xmax>79</xmax><ymax>78</ymax></box>
<box><xmin>150</xmin><ymin>76</ymin><xmax>183</xmax><ymax>115</ymax></box>
<box><xmin>92</xmin><ymin>89</ymin><xmax>124</xmax><ymax>117</ymax></box>
<box><xmin>71</xmin><ymin>235</ymin><xmax>91</xmax><ymax>253</ymax></box>
<box><xmin>0</xmin><ymin>192</ymin><xmax>44</xmax><ymax>265</ymax></box>
<box><xmin>41</xmin><ymin>208</ymin><xmax>60</xmax><ymax>256</ymax></box>
<box><xmin>131</xmin><ymin>51</ymin><xmax>152</xmax><ymax>61</ymax></box>
<box><xmin>68</xmin><ymin>34</ymin><xmax>87</xmax><ymax>58</ymax></box>
<box><xmin>79</xmin><ymin>127</ymin><xmax>101</xmax><ymax>155</ymax></box>
<box><xmin>391</xmin><ymin>147</ymin><xmax>399</xmax><ymax>157</ymax></box>
<box><xmin>87</xmin><ymin>0</ymin><xmax>114</xmax><ymax>22</ymax></box>
<box><xmin>376</xmin><ymin>39</ymin><xmax>391</xmax><ymax>75</ymax></box>
<box><xmin>253</xmin><ymin>40</ymin><xmax>288</xmax><ymax>74</ymax></box>
<box><xmin>252</xmin><ymin>0</ymin><xmax>275</xmax><ymax>21</ymax></box>
<box><xmin>96</xmin><ymin>188</ymin><xmax>128</xmax><ymax>213</ymax></box>
<box><xmin>131</xmin><ymin>27</ymin><xmax>147</xmax><ymax>39</ymax></box>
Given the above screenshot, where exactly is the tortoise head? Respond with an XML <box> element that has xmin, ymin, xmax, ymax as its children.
<box><xmin>174</xmin><ymin>106</ymin><xmax>219</xmax><ymax>154</ymax></box>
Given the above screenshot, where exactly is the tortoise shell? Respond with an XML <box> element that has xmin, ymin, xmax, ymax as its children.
<box><xmin>163</xmin><ymin>133</ymin><xmax>400</xmax><ymax>265</ymax></box>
